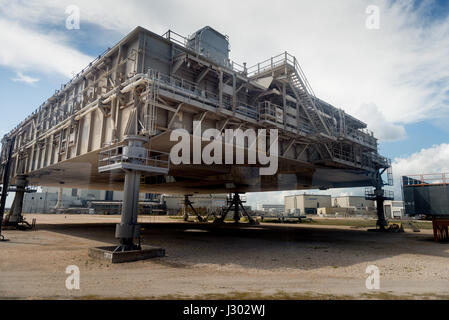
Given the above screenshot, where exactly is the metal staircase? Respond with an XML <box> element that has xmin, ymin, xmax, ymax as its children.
<box><xmin>288</xmin><ymin>60</ymin><xmax>335</xmax><ymax>139</ymax></box>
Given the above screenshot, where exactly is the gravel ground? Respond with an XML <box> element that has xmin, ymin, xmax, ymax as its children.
<box><xmin>0</xmin><ymin>214</ymin><xmax>448</xmax><ymax>300</ymax></box>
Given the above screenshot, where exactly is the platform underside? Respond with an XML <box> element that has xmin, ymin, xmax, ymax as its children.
<box><xmin>24</xmin><ymin>131</ymin><xmax>375</xmax><ymax>195</ymax></box>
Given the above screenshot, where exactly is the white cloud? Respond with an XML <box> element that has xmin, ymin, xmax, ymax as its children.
<box><xmin>353</xmin><ymin>103</ymin><xmax>406</xmax><ymax>141</ymax></box>
<box><xmin>0</xmin><ymin>18</ymin><xmax>93</xmax><ymax>78</ymax></box>
<box><xmin>11</xmin><ymin>72</ymin><xmax>39</xmax><ymax>85</ymax></box>
<box><xmin>393</xmin><ymin>143</ymin><xmax>449</xmax><ymax>177</ymax></box>
<box><xmin>250</xmin><ymin>143</ymin><xmax>449</xmax><ymax>206</ymax></box>
<box><xmin>390</xmin><ymin>143</ymin><xmax>449</xmax><ymax>198</ymax></box>
<box><xmin>2</xmin><ymin>0</ymin><xmax>448</xmax><ymax>141</ymax></box>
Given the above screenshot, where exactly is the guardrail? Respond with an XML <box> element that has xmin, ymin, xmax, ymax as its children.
<box><xmin>99</xmin><ymin>146</ymin><xmax>170</xmax><ymax>172</ymax></box>
<box><xmin>365</xmin><ymin>188</ymin><xmax>394</xmax><ymax>200</ymax></box>
<box><xmin>345</xmin><ymin>127</ymin><xmax>377</xmax><ymax>148</ymax></box>
<box><xmin>158</xmin><ymin>72</ymin><xmax>219</xmax><ymax>104</ymax></box>
<box><xmin>402</xmin><ymin>173</ymin><xmax>449</xmax><ymax>186</ymax></box>
<box><xmin>162</xmin><ymin>29</ymin><xmax>246</xmax><ymax>74</ymax></box>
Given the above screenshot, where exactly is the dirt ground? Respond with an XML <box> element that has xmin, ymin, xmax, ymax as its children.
<box><xmin>0</xmin><ymin>214</ymin><xmax>448</xmax><ymax>300</ymax></box>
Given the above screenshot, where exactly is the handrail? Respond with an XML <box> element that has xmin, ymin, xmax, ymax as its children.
<box><xmin>162</xmin><ymin>29</ymin><xmax>188</xmax><ymax>47</ymax></box>
<box><xmin>162</xmin><ymin>29</ymin><xmax>246</xmax><ymax>74</ymax></box>
<box><xmin>99</xmin><ymin>146</ymin><xmax>170</xmax><ymax>170</ymax></box>
<box><xmin>365</xmin><ymin>188</ymin><xmax>394</xmax><ymax>199</ymax></box>
<box><xmin>402</xmin><ymin>173</ymin><xmax>449</xmax><ymax>186</ymax></box>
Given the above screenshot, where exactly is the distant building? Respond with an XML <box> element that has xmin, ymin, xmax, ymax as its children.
<box><xmin>332</xmin><ymin>196</ymin><xmax>375</xmax><ymax>212</ymax></box>
<box><xmin>256</xmin><ymin>204</ymin><xmax>284</xmax><ymax>213</ymax></box>
<box><xmin>164</xmin><ymin>194</ymin><xmax>227</xmax><ymax>215</ymax></box>
<box><xmin>384</xmin><ymin>200</ymin><xmax>404</xmax><ymax>219</ymax></box>
<box><xmin>23</xmin><ymin>187</ymin><xmax>159</xmax><ymax>214</ymax></box>
<box><xmin>284</xmin><ymin>194</ymin><xmax>332</xmax><ymax>215</ymax></box>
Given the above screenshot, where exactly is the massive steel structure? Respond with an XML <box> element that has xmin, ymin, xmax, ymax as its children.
<box><xmin>1</xmin><ymin>26</ymin><xmax>393</xmax><ymax>249</ymax></box>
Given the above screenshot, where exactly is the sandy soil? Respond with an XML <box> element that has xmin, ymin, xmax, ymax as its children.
<box><xmin>0</xmin><ymin>214</ymin><xmax>448</xmax><ymax>300</ymax></box>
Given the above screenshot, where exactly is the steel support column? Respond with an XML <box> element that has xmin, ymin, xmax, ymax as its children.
<box><xmin>8</xmin><ymin>175</ymin><xmax>27</xmax><ymax>225</ymax></box>
<box><xmin>375</xmin><ymin>186</ymin><xmax>387</xmax><ymax>230</ymax></box>
<box><xmin>114</xmin><ymin>136</ymin><xmax>147</xmax><ymax>251</ymax></box>
<box><xmin>115</xmin><ymin>169</ymin><xmax>141</xmax><ymax>250</ymax></box>
<box><xmin>0</xmin><ymin>137</ymin><xmax>15</xmax><ymax>241</ymax></box>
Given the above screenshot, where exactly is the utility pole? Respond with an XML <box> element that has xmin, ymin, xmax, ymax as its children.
<box><xmin>0</xmin><ymin>137</ymin><xmax>15</xmax><ymax>241</ymax></box>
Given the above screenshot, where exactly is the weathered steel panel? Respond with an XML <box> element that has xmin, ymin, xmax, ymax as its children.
<box><xmin>403</xmin><ymin>184</ymin><xmax>449</xmax><ymax>216</ymax></box>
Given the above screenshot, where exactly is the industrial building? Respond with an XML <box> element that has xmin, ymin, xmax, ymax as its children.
<box><xmin>285</xmin><ymin>194</ymin><xmax>378</xmax><ymax>217</ymax></box>
<box><xmin>256</xmin><ymin>204</ymin><xmax>284</xmax><ymax>213</ymax></box>
<box><xmin>23</xmin><ymin>187</ymin><xmax>163</xmax><ymax>215</ymax></box>
<box><xmin>333</xmin><ymin>196</ymin><xmax>375</xmax><ymax>212</ymax></box>
<box><xmin>1</xmin><ymin>25</ymin><xmax>393</xmax><ymax>251</ymax></box>
<box><xmin>22</xmin><ymin>186</ymin><xmax>227</xmax><ymax>216</ymax></box>
<box><xmin>284</xmin><ymin>194</ymin><xmax>332</xmax><ymax>215</ymax></box>
<box><xmin>383</xmin><ymin>200</ymin><xmax>404</xmax><ymax>219</ymax></box>
<box><xmin>164</xmin><ymin>194</ymin><xmax>227</xmax><ymax>215</ymax></box>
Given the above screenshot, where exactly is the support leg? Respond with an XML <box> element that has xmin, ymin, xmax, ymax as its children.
<box><xmin>183</xmin><ymin>195</ymin><xmax>189</xmax><ymax>221</ymax></box>
<box><xmin>115</xmin><ymin>170</ymin><xmax>141</xmax><ymax>251</ymax></box>
<box><xmin>239</xmin><ymin>202</ymin><xmax>256</xmax><ymax>224</ymax></box>
<box><xmin>375</xmin><ymin>186</ymin><xmax>387</xmax><ymax>230</ymax></box>
<box><xmin>233</xmin><ymin>194</ymin><xmax>240</xmax><ymax>223</ymax></box>
<box><xmin>187</xmin><ymin>202</ymin><xmax>204</xmax><ymax>222</ymax></box>
<box><xmin>214</xmin><ymin>193</ymin><xmax>255</xmax><ymax>224</ymax></box>
<box><xmin>183</xmin><ymin>195</ymin><xmax>204</xmax><ymax>222</ymax></box>
<box><xmin>8</xmin><ymin>175</ymin><xmax>27</xmax><ymax>226</ymax></box>
<box><xmin>214</xmin><ymin>199</ymin><xmax>234</xmax><ymax>223</ymax></box>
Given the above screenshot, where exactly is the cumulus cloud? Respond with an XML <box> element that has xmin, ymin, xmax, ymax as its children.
<box><xmin>353</xmin><ymin>103</ymin><xmax>406</xmax><ymax>141</ymax></box>
<box><xmin>393</xmin><ymin>143</ymin><xmax>449</xmax><ymax>177</ymax></box>
<box><xmin>1</xmin><ymin>0</ymin><xmax>448</xmax><ymax>137</ymax></box>
<box><xmin>0</xmin><ymin>18</ymin><xmax>93</xmax><ymax>78</ymax></box>
<box><xmin>11</xmin><ymin>72</ymin><xmax>39</xmax><ymax>85</ymax></box>
<box><xmin>389</xmin><ymin>143</ymin><xmax>449</xmax><ymax>198</ymax></box>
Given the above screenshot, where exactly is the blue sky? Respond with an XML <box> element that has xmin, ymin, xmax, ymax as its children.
<box><xmin>0</xmin><ymin>0</ymin><xmax>448</xmax><ymax>206</ymax></box>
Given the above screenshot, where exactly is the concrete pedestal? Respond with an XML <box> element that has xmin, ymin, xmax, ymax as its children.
<box><xmin>88</xmin><ymin>245</ymin><xmax>165</xmax><ymax>263</ymax></box>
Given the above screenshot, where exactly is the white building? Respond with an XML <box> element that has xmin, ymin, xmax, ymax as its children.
<box><xmin>384</xmin><ymin>200</ymin><xmax>404</xmax><ymax>219</ymax></box>
<box><xmin>23</xmin><ymin>187</ymin><xmax>152</xmax><ymax>214</ymax></box>
<box><xmin>332</xmin><ymin>196</ymin><xmax>375</xmax><ymax>212</ymax></box>
<box><xmin>256</xmin><ymin>204</ymin><xmax>284</xmax><ymax>213</ymax></box>
<box><xmin>284</xmin><ymin>194</ymin><xmax>332</xmax><ymax>215</ymax></box>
